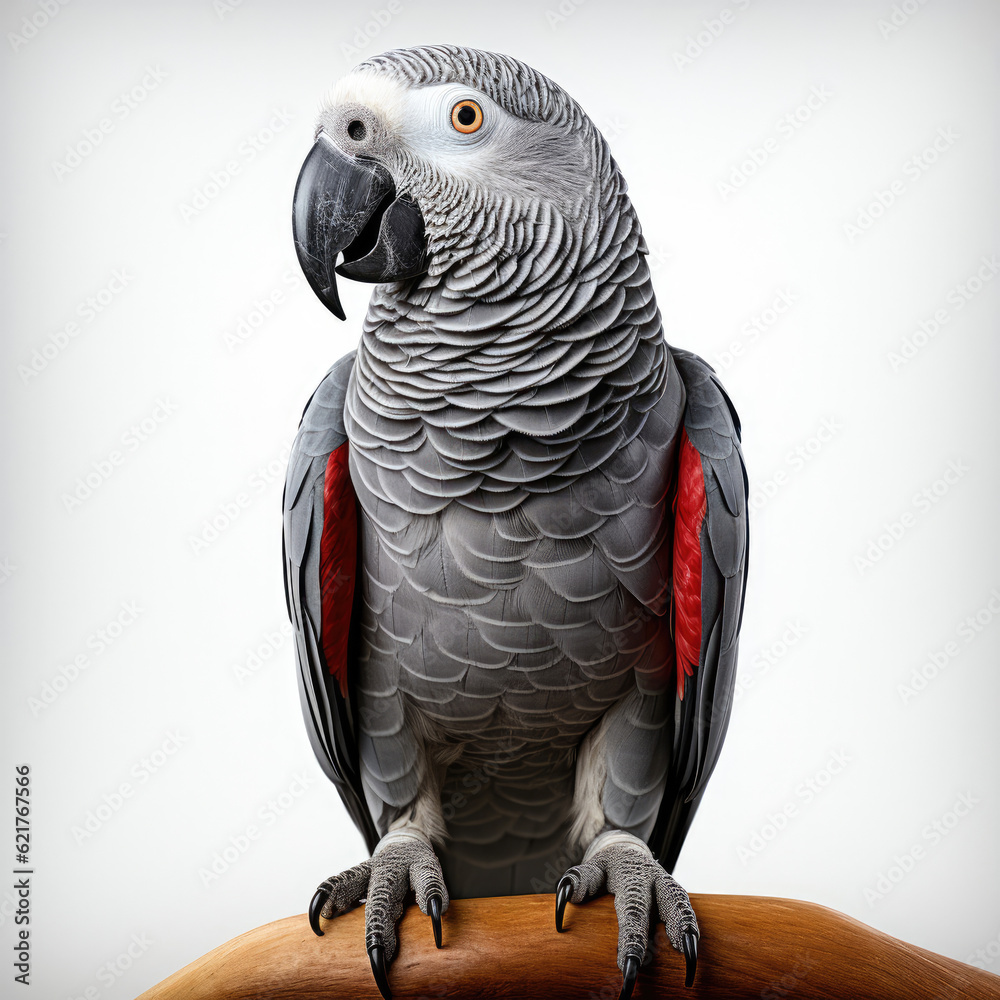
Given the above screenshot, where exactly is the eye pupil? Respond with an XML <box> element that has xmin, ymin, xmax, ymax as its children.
<box><xmin>347</xmin><ymin>119</ymin><xmax>366</xmax><ymax>141</ymax></box>
<box><xmin>451</xmin><ymin>100</ymin><xmax>483</xmax><ymax>134</ymax></box>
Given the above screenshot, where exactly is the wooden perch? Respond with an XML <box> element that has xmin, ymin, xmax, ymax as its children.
<box><xmin>136</xmin><ymin>893</ymin><xmax>1000</xmax><ymax>999</ymax></box>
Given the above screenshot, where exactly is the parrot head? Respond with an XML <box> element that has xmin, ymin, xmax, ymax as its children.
<box><xmin>293</xmin><ymin>44</ymin><xmax>624</xmax><ymax>321</ymax></box>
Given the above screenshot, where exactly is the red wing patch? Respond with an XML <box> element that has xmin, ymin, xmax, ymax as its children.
<box><xmin>319</xmin><ymin>442</ymin><xmax>357</xmax><ymax>697</ymax></box>
<box><xmin>672</xmin><ymin>430</ymin><xmax>707</xmax><ymax>699</ymax></box>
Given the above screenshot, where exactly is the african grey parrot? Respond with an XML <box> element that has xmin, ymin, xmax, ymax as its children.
<box><xmin>283</xmin><ymin>44</ymin><xmax>748</xmax><ymax>1000</ymax></box>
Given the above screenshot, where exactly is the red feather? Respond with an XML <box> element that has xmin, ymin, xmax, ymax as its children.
<box><xmin>672</xmin><ymin>430</ymin><xmax>707</xmax><ymax>699</ymax></box>
<box><xmin>319</xmin><ymin>442</ymin><xmax>357</xmax><ymax>697</ymax></box>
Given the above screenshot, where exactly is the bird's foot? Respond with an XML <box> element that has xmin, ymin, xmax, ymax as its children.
<box><xmin>309</xmin><ymin>828</ymin><xmax>449</xmax><ymax>1000</ymax></box>
<box><xmin>555</xmin><ymin>831</ymin><xmax>699</xmax><ymax>999</ymax></box>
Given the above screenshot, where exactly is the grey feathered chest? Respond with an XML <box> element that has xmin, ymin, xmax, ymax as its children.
<box><xmin>342</xmin><ymin>260</ymin><xmax>686</xmax><ymax>892</ymax></box>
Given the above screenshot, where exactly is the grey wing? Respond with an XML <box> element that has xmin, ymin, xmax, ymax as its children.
<box><xmin>282</xmin><ymin>350</ymin><xmax>378</xmax><ymax>852</ymax></box>
<box><xmin>653</xmin><ymin>348</ymin><xmax>749</xmax><ymax>871</ymax></box>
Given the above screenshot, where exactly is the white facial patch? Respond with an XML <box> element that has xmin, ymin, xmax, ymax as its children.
<box><xmin>322</xmin><ymin>72</ymin><xmax>589</xmax><ymax>205</ymax></box>
<box><xmin>328</xmin><ymin>67</ymin><xmax>410</xmax><ymax>135</ymax></box>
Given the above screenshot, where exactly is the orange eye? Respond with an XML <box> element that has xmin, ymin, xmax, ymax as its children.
<box><xmin>451</xmin><ymin>99</ymin><xmax>483</xmax><ymax>134</ymax></box>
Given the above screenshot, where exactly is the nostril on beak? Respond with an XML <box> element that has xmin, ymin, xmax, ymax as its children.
<box><xmin>347</xmin><ymin>120</ymin><xmax>366</xmax><ymax>142</ymax></box>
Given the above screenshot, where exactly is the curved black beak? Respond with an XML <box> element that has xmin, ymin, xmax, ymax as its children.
<box><xmin>292</xmin><ymin>133</ymin><xmax>427</xmax><ymax>320</ymax></box>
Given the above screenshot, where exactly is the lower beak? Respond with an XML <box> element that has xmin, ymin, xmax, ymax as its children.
<box><xmin>292</xmin><ymin>133</ymin><xmax>427</xmax><ymax>321</ymax></box>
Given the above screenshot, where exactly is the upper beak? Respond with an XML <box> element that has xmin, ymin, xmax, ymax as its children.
<box><xmin>292</xmin><ymin>133</ymin><xmax>427</xmax><ymax>321</ymax></box>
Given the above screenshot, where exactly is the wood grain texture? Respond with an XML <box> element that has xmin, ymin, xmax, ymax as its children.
<box><xmin>135</xmin><ymin>893</ymin><xmax>1000</xmax><ymax>999</ymax></box>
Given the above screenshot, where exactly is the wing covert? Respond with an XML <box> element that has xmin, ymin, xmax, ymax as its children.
<box><xmin>282</xmin><ymin>350</ymin><xmax>378</xmax><ymax>852</ymax></box>
<box><xmin>652</xmin><ymin>348</ymin><xmax>749</xmax><ymax>871</ymax></box>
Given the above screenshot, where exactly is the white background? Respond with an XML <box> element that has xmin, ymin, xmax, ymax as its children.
<box><xmin>2</xmin><ymin>0</ymin><xmax>999</xmax><ymax>996</ymax></box>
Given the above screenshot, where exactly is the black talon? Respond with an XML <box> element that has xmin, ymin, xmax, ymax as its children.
<box><xmin>555</xmin><ymin>874</ymin><xmax>574</xmax><ymax>932</ymax></box>
<box><xmin>428</xmin><ymin>893</ymin><xmax>443</xmax><ymax>948</ymax></box>
<box><xmin>682</xmin><ymin>930</ymin><xmax>698</xmax><ymax>988</ymax></box>
<box><xmin>619</xmin><ymin>954</ymin><xmax>640</xmax><ymax>1000</ymax></box>
<box><xmin>308</xmin><ymin>888</ymin><xmax>328</xmax><ymax>936</ymax></box>
<box><xmin>368</xmin><ymin>943</ymin><xmax>392</xmax><ymax>1000</ymax></box>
